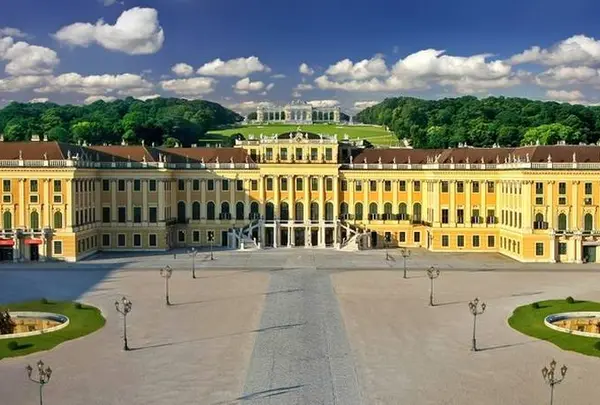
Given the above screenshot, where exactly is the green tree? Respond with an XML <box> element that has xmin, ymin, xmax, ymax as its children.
<box><xmin>46</xmin><ymin>126</ymin><xmax>70</xmax><ymax>142</ymax></box>
<box><xmin>521</xmin><ymin>123</ymin><xmax>582</xmax><ymax>145</ymax></box>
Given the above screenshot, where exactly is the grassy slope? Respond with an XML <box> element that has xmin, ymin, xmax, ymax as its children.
<box><xmin>208</xmin><ymin>123</ymin><xmax>398</xmax><ymax>146</ymax></box>
<box><xmin>508</xmin><ymin>299</ymin><xmax>600</xmax><ymax>358</ymax></box>
<box><xmin>0</xmin><ymin>300</ymin><xmax>105</xmax><ymax>360</ymax></box>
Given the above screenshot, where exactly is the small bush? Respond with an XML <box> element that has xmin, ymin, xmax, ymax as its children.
<box><xmin>73</xmin><ymin>302</ymin><xmax>83</xmax><ymax>309</ymax></box>
<box><xmin>7</xmin><ymin>341</ymin><xmax>18</xmax><ymax>351</ymax></box>
<box><xmin>531</xmin><ymin>302</ymin><xmax>540</xmax><ymax>309</ymax></box>
<box><xmin>566</xmin><ymin>296</ymin><xmax>575</xmax><ymax>304</ymax></box>
<box><xmin>40</xmin><ymin>298</ymin><xmax>49</xmax><ymax>304</ymax></box>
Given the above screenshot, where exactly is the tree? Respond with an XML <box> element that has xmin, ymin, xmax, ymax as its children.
<box><xmin>521</xmin><ymin>123</ymin><xmax>582</xmax><ymax>145</ymax></box>
<box><xmin>46</xmin><ymin>126</ymin><xmax>70</xmax><ymax>142</ymax></box>
<box><xmin>4</xmin><ymin>120</ymin><xmax>28</xmax><ymax>141</ymax></box>
<box><xmin>71</xmin><ymin>121</ymin><xmax>102</xmax><ymax>144</ymax></box>
<box><xmin>247</xmin><ymin>112</ymin><xmax>257</xmax><ymax>120</ymax></box>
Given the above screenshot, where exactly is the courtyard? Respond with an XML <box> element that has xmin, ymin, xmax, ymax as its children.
<box><xmin>1</xmin><ymin>248</ymin><xmax>600</xmax><ymax>404</ymax></box>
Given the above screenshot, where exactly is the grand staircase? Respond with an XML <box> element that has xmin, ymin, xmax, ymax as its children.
<box><xmin>231</xmin><ymin>219</ymin><xmax>262</xmax><ymax>250</ymax></box>
<box><xmin>338</xmin><ymin>220</ymin><xmax>369</xmax><ymax>251</ymax></box>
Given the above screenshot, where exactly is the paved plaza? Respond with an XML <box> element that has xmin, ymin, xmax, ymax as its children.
<box><xmin>1</xmin><ymin>248</ymin><xmax>600</xmax><ymax>404</ymax></box>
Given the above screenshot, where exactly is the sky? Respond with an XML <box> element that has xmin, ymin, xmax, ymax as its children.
<box><xmin>1</xmin><ymin>0</ymin><xmax>600</xmax><ymax>115</ymax></box>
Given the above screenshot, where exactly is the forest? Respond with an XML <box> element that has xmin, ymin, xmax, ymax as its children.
<box><xmin>0</xmin><ymin>97</ymin><xmax>243</xmax><ymax>147</ymax></box>
<box><xmin>355</xmin><ymin>96</ymin><xmax>600</xmax><ymax>148</ymax></box>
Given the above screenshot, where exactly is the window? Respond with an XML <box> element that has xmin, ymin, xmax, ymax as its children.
<box><xmin>207</xmin><ymin>180</ymin><xmax>215</xmax><ymax>191</ymax></box>
<box><xmin>149</xmin><ymin>180</ymin><xmax>157</xmax><ymax>192</ymax></box>
<box><xmin>295</xmin><ymin>202</ymin><xmax>304</xmax><ymax>221</ymax></box>
<box><xmin>118</xmin><ymin>207</ymin><xmax>126</xmax><ymax>223</ymax></box>
<box><xmin>472</xmin><ymin>208</ymin><xmax>480</xmax><ymax>223</ymax></box>
<box><xmin>325</xmin><ymin>148</ymin><xmax>333</xmax><ymax>160</ymax></box>
<box><xmin>487</xmin><ymin>182</ymin><xmax>495</xmax><ymax>193</ymax></box>
<box><xmin>473</xmin><ymin>235</ymin><xmax>480</xmax><ymax>247</ymax></box>
<box><xmin>30</xmin><ymin>180</ymin><xmax>38</xmax><ymax>193</ymax></box>
<box><xmin>2</xmin><ymin>180</ymin><xmax>10</xmax><ymax>192</ymax></box>
<box><xmin>559</xmin><ymin>242</ymin><xmax>567</xmax><ymax>255</ymax></box>
<box><xmin>442</xmin><ymin>235</ymin><xmax>449</xmax><ymax>247</ymax></box>
<box><xmin>310</xmin><ymin>148</ymin><xmax>318</xmax><ymax>161</ymax></box>
<box><xmin>296</xmin><ymin>177</ymin><xmax>303</xmax><ymax>191</ymax></box>
<box><xmin>178</xmin><ymin>179</ymin><xmax>185</xmax><ymax>191</ymax></box>
<box><xmin>193</xmin><ymin>180</ymin><xmax>200</xmax><ymax>191</ymax></box>
<box><xmin>457</xmin><ymin>235</ymin><xmax>464</xmax><ymax>247</ymax></box>
<box><xmin>325</xmin><ymin>177</ymin><xmax>333</xmax><ymax>191</ymax></box>
<box><xmin>558</xmin><ymin>182</ymin><xmax>566</xmax><ymax>195</ymax></box>
<box><xmin>133</xmin><ymin>207</ymin><xmax>142</xmax><ymax>223</ymax></box>
<box><xmin>251</xmin><ymin>180</ymin><xmax>258</xmax><ymax>191</ymax></box>
<box><xmin>133</xmin><ymin>180</ymin><xmax>141</xmax><ymax>191</ymax></box>
<box><xmin>355</xmin><ymin>203</ymin><xmax>363</xmax><ymax>220</ymax></box>
<box><xmin>207</xmin><ymin>202</ymin><xmax>215</xmax><ymax>220</ymax></box>
<box><xmin>2</xmin><ymin>211</ymin><xmax>12</xmax><ymax>230</ymax></box>
<box><xmin>355</xmin><ymin>180</ymin><xmax>363</xmax><ymax>192</ymax></box>
<box><xmin>118</xmin><ymin>234</ymin><xmax>126</xmax><ymax>247</ymax></box>
<box><xmin>456</xmin><ymin>181</ymin><xmax>464</xmax><ymax>193</ymax></box>
<box><xmin>53</xmin><ymin>211</ymin><xmax>63</xmax><ymax>228</ymax></box>
<box><xmin>413</xmin><ymin>181</ymin><xmax>421</xmax><ymax>192</ymax></box>
<box><xmin>399</xmin><ymin>181</ymin><xmax>406</xmax><ymax>191</ymax></box>
<box><xmin>585</xmin><ymin>182</ymin><xmax>593</xmax><ymax>195</ymax></box>
<box><xmin>413</xmin><ymin>232</ymin><xmax>421</xmax><ymax>243</ymax></box>
<box><xmin>149</xmin><ymin>207</ymin><xmax>157</xmax><ymax>223</ymax></box>
<box><xmin>102</xmin><ymin>180</ymin><xmax>110</xmax><ymax>191</ymax></box>
<box><xmin>118</xmin><ymin>180</ymin><xmax>125</xmax><ymax>192</ymax></box>
<box><xmin>441</xmin><ymin>209</ymin><xmax>449</xmax><ymax>224</ymax></box>
<box><xmin>441</xmin><ymin>181</ymin><xmax>449</xmax><ymax>192</ymax></box>
<box><xmin>472</xmin><ymin>181</ymin><xmax>479</xmax><ymax>193</ymax></box>
<box><xmin>149</xmin><ymin>234</ymin><xmax>157</xmax><ymax>247</ymax></box>
<box><xmin>535</xmin><ymin>182</ymin><xmax>543</xmax><ymax>194</ymax></box>
<box><xmin>487</xmin><ymin>235</ymin><xmax>495</xmax><ymax>247</ymax></box>
<box><xmin>384</xmin><ymin>181</ymin><xmax>391</xmax><ymax>192</ymax></box>
<box><xmin>265</xmin><ymin>148</ymin><xmax>273</xmax><ymax>160</ymax></box>
<box><xmin>311</xmin><ymin>177</ymin><xmax>318</xmax><ymax>191</ymax></box>
<box><xmin>281</xmin><ymin>178</ymin><xmax>288</xmax><ymax>191</ymax></box>
<box><xmin>133</xmin><ymin>234</ymin><xmax>142</xmax><ymax>247</ymax></box>
<box><xmin>30</xmin><ymin>211</ymin><xmax>39</xmax><ymax>230</ymax></box>
<box><xmin>30</xmin><ymin>194</ymin><xmax>39</xmax><ymax>204</ymax></box>
<box><xmin>370</xmin><ymin>181</ymin><xmax>377</xmax><ymax>192</ymax></box>
<box><xmin>102</xmin><ymin>234</ymin><xmax>110</xmax><ymax>247</ymax></box>
<box><xmin>535</xmin><ymin>242</ymin><xmax>544</xmax><ymax>256</ymax></box>
<box><xmin>341</xmin><ymin>180</ymin><xmax>348</xmax><ymax>191</ymax></box>
<box><xmin>222</xmin><ymin>180</ymin><xmax>229</xmax><ymax>191</ymax></box>
<box><xmin>266</xmin><ymin>177</ymin><xmax>273</xmax><ymax>191</ymax></box>
<box><xmin>399</xmin><ymin>232</ymin><xmax>406</xmax><ymax>242</ymax></box>
<box><xmin>295</xmin><ymin>148</ymin><xmax>303</xmax><ymax>160</ymax></box>
<box><xmin>102</xmin><ymin>207</ymin><xmax>111</xmax><ymax>223</ymax></box>
<box><xmin>281</xmin><ymin>148</ymin><xmax>288</xmax><ymax>160</ymax></box>
<box><xmin>53</xmin><ymin>241</ymin><xmax>63</xmax><ymax>255</ymax></box>
<box><xmin>192</xmin><ymin>231</ymin><xmax>200</xmax><ymax>243</ymax></box>
<box><xmin>457</xmin><ymin>209</ymin><xmax>464</xmax><ymax>224</ymax></box>
<box><xmin>236</xmin><ymin>180</ymin><xmax>244</xmax><ymax>191</ymax></box>
<box><xmin>584</xmin><ymin>213</ymin><xmax>594</xmax><ymax>231</ymax></box>
<box><xmin>53</xmin><ymin>180</ymin><xmax>61</xmax><ymax>193</ymax></box>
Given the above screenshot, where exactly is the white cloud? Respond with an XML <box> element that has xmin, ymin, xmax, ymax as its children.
<box><xmin>0</xmin><ymin>37</ymin><xmax>59</xmax><ymax>75</ymax></box>
<box><xmin>54</xmin><ymin>7</ymin><xmax>164</xmax><ymax>55</ymax></box>
<box><xmin>546</xmin><ymin>89</ymin><xmax>585</xmax><ymax>102</ymax></box>
<box><xmin>353</xmin><ymin>100</ymin><xmax>379</xmax><ymax>110</ymax></box>
<box><xmin>226</xmin><ymin>100</ymin><xmax>275</xmax><ymax>113</ymax></box>
<box><xmin>265</xmin><ymin>83</ymin><xmax>274</xmax><ymax>91</ymax></box>
<box><xmin>308</xmin><ymin>100</ymin><xmax>339</xmax><ymax>108</ymax></box>
<box><xmin>294</xmin><ymin>83</ymin><xmax>313</xmax><ymax>91</ymax></box>
<box><xmin>509</xmin><ymin>35</ymin><xmax>600</xmax><ymax>66</ymax></box>
<box><xmin>160</xmin><ymin>77</ymin><xmax>217</xmax><ymax>96</ymax></box>
<box><xmin>0</xmin><ymin>75</ymin><xmax>49</xmax><ymax>92</ymax></box>
<box><xmin>84</xmin><ymin>95</ymin><xmax>117</xmax><ymax>104</ymax></box>
<box><xmin>291</xmin><ymin>91</ymin><xmax>301</xmax><ymax>98</ymax></box>
<box><xmin>171</xmin><ymin>63</ymin><xmax>194</xmax><ymax>77</ymax></box>
<box><xmin>135</xmin><ymin>94</ymin><xmax>161</xmax><ymax>101</ymax></box>
<box><xmin>233</xmin><ymin>77</ymin><xmax>264</xmax><ymax>94</ymax></box>
<box><xmin>325</xmin><ymin>56</ymin><xmax>389</xmax><ymax>80</ymax></box>
<box><xmin>535</xmin><ymin>66</ymin><xmax>600</xmax><ymax>88</ymax></box>
<box><xmin>271</xmin><ymin>73</ymin><xmax>286</xmax><ymax>79</ymax></box>
<box><xmin>0</xmin><ymin>27</ymin><xmax>29</xmax><ymax>38</ymax></box>
<box><xmin>299</xmin><ymin>63</ymin><xmax>314</xmax><ymax>76</ymax></box>
<box><xmin>101</xmin><ymin>0</ymin><xmax>124</xmax><ymax>5</ymax></box>
<box><xmin>35</xmin><ymin>73</ymin><xmax>153</xmax><ymax>96</ymax></box>
<box><xmin>29</xmin><ymin>97</ymin><xmax>49</xmax><ymax>103</ymax></box>
<box><xmin>315</xmin><ymin>75</ymin><xmax>419</xmax><ymax>92</ymax></box>
<box><xmin>197</xmin><ymin>56</ymin><xmax>270</xmax><ymax>77</ymax></box>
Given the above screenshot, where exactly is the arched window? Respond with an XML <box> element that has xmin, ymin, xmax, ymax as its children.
<box><xmin>250</xmin><ymin>201</ymin><xmax>259</xmax><ymax>219</ymax></box>
<box><xmin>325</xmin><ymin>202</ymin><xmax>334</xmax><ymax>221</ymax></box>
<box><xmin>221</xmin><ymin>202</ymin><xmax>230</xmax><ymax>214</ymax></box>
<box><xmin>355</xmin><ymin>203</ymin><xmax>363</xmax><ymax>220</ymax></box>
<box><xmin>53</xmin><ymin>211</ymin><xmax>63</xmax><ymax>229</ymax></box>
<box><xmin>207</xmin><ymin>201</ymin><xmax>215</xmax><ymax>220</ymax></box>
<box><xmin>535</xmin><ymin>213</ymin><xmax>544</xmax><ymax>223</ymax></box>
<box><xmin>557</xmin><ymin>213</ymin><xmax>567</xmax><ymax>231</ymax></box>
<box><xmin>280</xmin><ymin>202</ymin><xmax>289</xmax><ymax>221</ymax></box>
<box><xmin>310</xmin><ymin>202</ymin><xmax>319</xmax><ymax>221</ymax></box>
<box><xmin>30</xmin><ymin>211</ymin><xmax>39</xmax><ymax>230</ymax></box>
<box><xmin>399</xmin><ymin>203</ymin><xmax>408</xmax><ymax>220</ymax></box>
<box><xmin>383</xmin><ymin>203</ymin><xmax>393</xmax><ymax>220</ymax></box>
<box><xmin>192</xmin><ymin>202</ymin><xmax>201</xmax><ymax>220</ymax></box>
<box><xmin>413</xmin><ymin>203</ymin><xmax>422</xmax><ymax>222</ymax></box>
<box><xmin>236</xmin><ymin>202</ymin><xmax>244</xmax><ymax>220</ymax></box>
<box><xmin>177</xmin><ymin>201</ymin><xmax>186</xmax><ymax>223</ymax></box>
<box><xmin>2</xmin><ymin>211</ymin><xmax>11</xmax><ymax>230</ymax></box>
<box><xmin>340</xmin><ymin>202</ymin><xmax>349</xmax><ymax>216</ymax></box>
<box><xmin>266</xmin><ymin>202</ymin><xmax>275</xmax><ymax>220</ymax></box>
<box><xmin>295</xmin><ymin>202</ymin><xmax>304</xmax><ymax>221</ymax></box>
<box><xmin>369</xmin><ymin>202</ymin><xmax>378</xmax><ymax>219</ymax></box>
<box><xmin>584</xmin><ymin>213</ymin><xmax>594</xmax><ymax>231</ymax></box>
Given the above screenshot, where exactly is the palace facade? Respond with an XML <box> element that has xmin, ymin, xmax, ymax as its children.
<box><xmin>1</xmin><ymin>131</ymin><xmax>599</xmax><ymax>264</ymax></box>
<box><xmin>255</xmin><ymin>100</ymin><xmax>341</xmax><ymax>124</ymax></box>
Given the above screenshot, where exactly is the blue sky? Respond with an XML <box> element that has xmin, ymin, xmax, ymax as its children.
<box><xmin>1</xmin><ymin>0</ymin><xmax>600</xmax><ymax>114</ymax></box>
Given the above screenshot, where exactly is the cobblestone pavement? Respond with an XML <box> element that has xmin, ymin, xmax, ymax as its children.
<box><xmin>1</xmin><ymin>249</ymin><xmax>599</xmax><ymax>404</ymax></box>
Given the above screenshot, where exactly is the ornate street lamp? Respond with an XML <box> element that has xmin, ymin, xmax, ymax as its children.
<box><xmin>426</xmin><ymin>266</ymin><xmax>440</xmax><ymax>306</ymax></box>
<box><xmin>160</xmin><ymin>265</ymin><xmax>173</xmax><ymax>306</ymax></box>
<box><xmin>114</xmin><ymin>296</ymin><xmax>132</xmax><ymax>351</ymax></box>
<box><xmin>468</xmin><ymin>297</ymin><xmax>486</xmax><ymax>351</ymax></box>
<box><xmin>26</xmin><ymin>360</ymin><xmax>52</xmax><ymax>405</ymax></box>
<box><xmin>188</xmin><ymin>247</ymin><xmax>198</xmax><ymax>279</ymax></box>
<box><xmin>400</xmin><ymin>248</ymin><xmax>411</xmax><ymax>279</ymax></box>
<box><xmin>542</xmin><ymin>359</ymin><xmax>567</xmax><ymax>405</ymax></box>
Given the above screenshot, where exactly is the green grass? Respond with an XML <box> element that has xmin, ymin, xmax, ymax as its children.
<box><xmin>0</xmin><ymin>300</ymin><xmax>105</xmax><ymax>359</ymax></box>
<box><xmin>208</xmin><ymin>123</ymin><xmax>399</xmax><ymax>146</ymax></box>
<box><xmin>508</xmin><ymin>299</ymin><xmax>600</xmax><ymax>358</ymax></box>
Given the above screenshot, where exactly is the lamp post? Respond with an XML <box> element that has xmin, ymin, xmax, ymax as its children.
<box><xmin>160</xmin><ymin>265</ymin><xmax>173</xmax><ymax>306</ymax></box>
<box><xmin>542</xmin><ymin>359</ymin><xmax>567</xmax><ymax>405</ymax></box>
<box><xmin>208</xmin><ymin>231</ymin><xmax>215</xmax><ymax>260</ymax></box>
<box><xmin>114</xmin><ymin>296</ymin><xmax>132</xmax><ymax>351</ymax></box>
<box><xmin>468</xmin><ymin>297</ymin><xmax>486</xmax><ymax>351</ymax></box>
<box><xmin>26</xmin><ymin>360</ymin><xmax>52</xmax><ymax>405</ymax></box>
<box><xmin>400</xmin><ymin>247</ymin><xmax>411</xmax><ymax>279</ymax></box>
<box><xmin>188</xmin><ymin>247</ymin><xmax>198</xmax><ymax>279</ymax></box>
<box><xmin>426</xmin><ymin>266</ymin><xmax>440</xmax><ymax>306</ymax></box>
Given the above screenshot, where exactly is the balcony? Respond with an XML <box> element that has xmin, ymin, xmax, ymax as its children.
<box><xmin>486</xmin><ymin>216</ymin><xmax>497</xmax><ymax>224</ymax></box>
<box><xmin>533</xmin><ymin>221</ymin><xmax>549</xmax><ymax>230</ymax></box>
<box><xmin>471</xmin><ymin>216</ymin><xmax>482</xmax><ymax>224</ymax></box>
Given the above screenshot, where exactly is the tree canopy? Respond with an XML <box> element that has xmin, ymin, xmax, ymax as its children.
<box><xmin>0</xmin><ymin>97</ymin><xmax>243</xmax><ymax>146</ymax></box>
<box><xmin>356</xmin><ymin>96</ymin><xmax>600</xmax><ymax>148</ymax></box>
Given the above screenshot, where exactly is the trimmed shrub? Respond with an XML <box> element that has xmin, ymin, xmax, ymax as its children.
<box><xmin>40</xmin><ymin>298</ymin><xmax>49</xmax><ymax>304</ymax></box>
<box><xmin>531</xmin><ymin>302</ymin><xmax>541</xmax><ymax>309</ymax></box>
<box><xmin>566</xmin><ymin>296</ymin><xmax>575</xmax><ymax>304</ymax></box>
<box><xmin>74</xmin><ymin>302</ymin><xmax>83</xmax><ymax>310</ymax></box>
<box><xmin>7</xmin><ymin>341</ymin><xmax>18</xmax><ymax>351</ymax></box>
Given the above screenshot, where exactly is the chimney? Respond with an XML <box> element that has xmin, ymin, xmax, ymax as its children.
<box><xmin>0</xmin><ymin>133</ymin><xmax>4</xmax><ymax>141</ymax></box>
<box><xmin>31</xmin><ymin>134</ymin><xmax>40</xmax><ymax>142</ymax></box>
<box><xmin>191</xmin><ymin>143</ymin><xmax>197</xmax><ymax>147</ymax></box>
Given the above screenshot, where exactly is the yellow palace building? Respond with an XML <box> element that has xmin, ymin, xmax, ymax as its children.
<box><xmin>0</xmin><ymin>130</ymin><xmax>599</xmax><ymax>264</ymax></box>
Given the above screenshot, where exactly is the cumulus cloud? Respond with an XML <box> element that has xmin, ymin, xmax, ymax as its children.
<box><xmin>325</xmin><ymin>56</ymin><xmax>389</xmax><ymax>80</ymax></box>
<box><xmin>54</xmin><ymin>7</ymin><xmax>164</xmax><ymax>55</ymax></box>
<box><xmin>291</xmin><ymin>91</ymin><xmax>301</xmax><ymax>98</ymax></box>
<box><xmin>299</xmin><ymin>63</ymin><xmax>314</xmax><ymax>76</ymax></box>
<box><xmin>84</xmin><ymin>95</ymin><xmax>117</xmax><ymax>104</ymax></box>
<box><xmin>0</xmin><ymin>36</ymin><xmax>59</xmax><ymax>75</ymax></box>
<box><xmin>0</xmin><ymin>75</ymin><xmax>49</xmax><ymax>92</ymax></box>
<box><xmin>101</xmin><ymin>0</ymin><xmax>124</xmax><ymax>5</ymax></box>
<box><xmin>160</xmin><ymin>77</ymin><xmax>217</xmax><ymax>96</ymax></box>
<box><xmin>546</xmin><ymin>89</ymin><xmax>585</xmax><ymax>102</ymax></box>
<box><xmin>265</xmin><ymin>83</ymin><xmax>274</xmax><ymax>91</ymax></box>
<box><xmin>308</xmin><ymin>100</ymin><xmax>339</xmax><ymax>108</ymax></box>
<box><xmin>197</xmin><ymin>56</ymin><xmax>270</xmax><ymax>77</ymax></box>
<box><xmin>135</xmin><ymin>94</ymin><xmax>161</xmax><ymax>101</ymax></box>
<box><xmin>35</xmin><ymin>73</ymin><xmax>153</xmax><ymax>96</ymax></box>
<box><xmin>535</xmin><ymin>66</ymin><xmax>600</xmax><ymax>88</ymax></box>
<box><xmin>271</xmin><ymin>73</ymin><xmax>286</xmax><ymax>79</ymax></box>
<box><xmin>294</xmin><ymin>83</ymin><xmax>313</xmax><ymax>91</ymax></box>
<box><xmin>171</xmin><ymin>63</ymin><xmax>194</xmax><ymax>77</ymax></box>
<box><xmin>509</xmin><ymin>35</ymin><xmax>600</xmax><ymax>66</ymax></box>
<box><xmin>29</xmin><ymin>97</ymin><xmax>49</xmax><ymax>103</ymax></box>
<box><xmin>233</xmin><ymin>77</ymin><xmax>264</xmax><ymax>94</ymax></box>
<box><xmin>0</xmin><ymin>27</ymin><xmax>29</xmax><ymax>38</ymax></box>
<box><xmin>353</xmin><ymin>100</ymin><xmax>379</xmax><ymax>110</ymax></box>
<box><xmin>226</xmin><ymin>100</ymin><xmax>275</xmax><ymax>113</ymax></box>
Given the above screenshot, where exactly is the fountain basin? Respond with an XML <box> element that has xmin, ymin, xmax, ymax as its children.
<box><xmin>0</xmin><ymin>312</ymin><xmax>69</xmax><ymax>340</ymax></box>
<box><xmin>544</xmin><ymin>312</ymin><xmax>600</xmax><ymax>338</ymax></box>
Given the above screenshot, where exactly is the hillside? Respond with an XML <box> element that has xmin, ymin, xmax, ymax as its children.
<box><xmin>356</xmin><ymin>96</ymin><xmax>600</xmax><ymax>148</ymax></box>
<box><xmin>0</xmin><ymin>97</ymin><xmax>243</xmax><ymax>147</ymax></box>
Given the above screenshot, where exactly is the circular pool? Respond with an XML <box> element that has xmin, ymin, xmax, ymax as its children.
<box><xmin>544</xmin><ymin>312</ymin><xmax>600</xmax><ymax>338</ymax></box>
<box><xmin>0</xmin><ymin>312</ymin><xmax>70</xmax><ymax>340</ymax></box>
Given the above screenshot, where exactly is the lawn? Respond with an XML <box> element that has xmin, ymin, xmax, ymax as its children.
<box><xmin>208</xmin><ymin>123</ymin><xmax>399</xmax><ymax>146</ymax></box>
<box><xmin>0</xmin><ymin>300</ymin><xmax>105</xmax><ymax>360</ymax></box>
<box><xmin>508</xmin><ymin>299</ymin><xmax>600</xmax><ymax>358</ymax></box>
